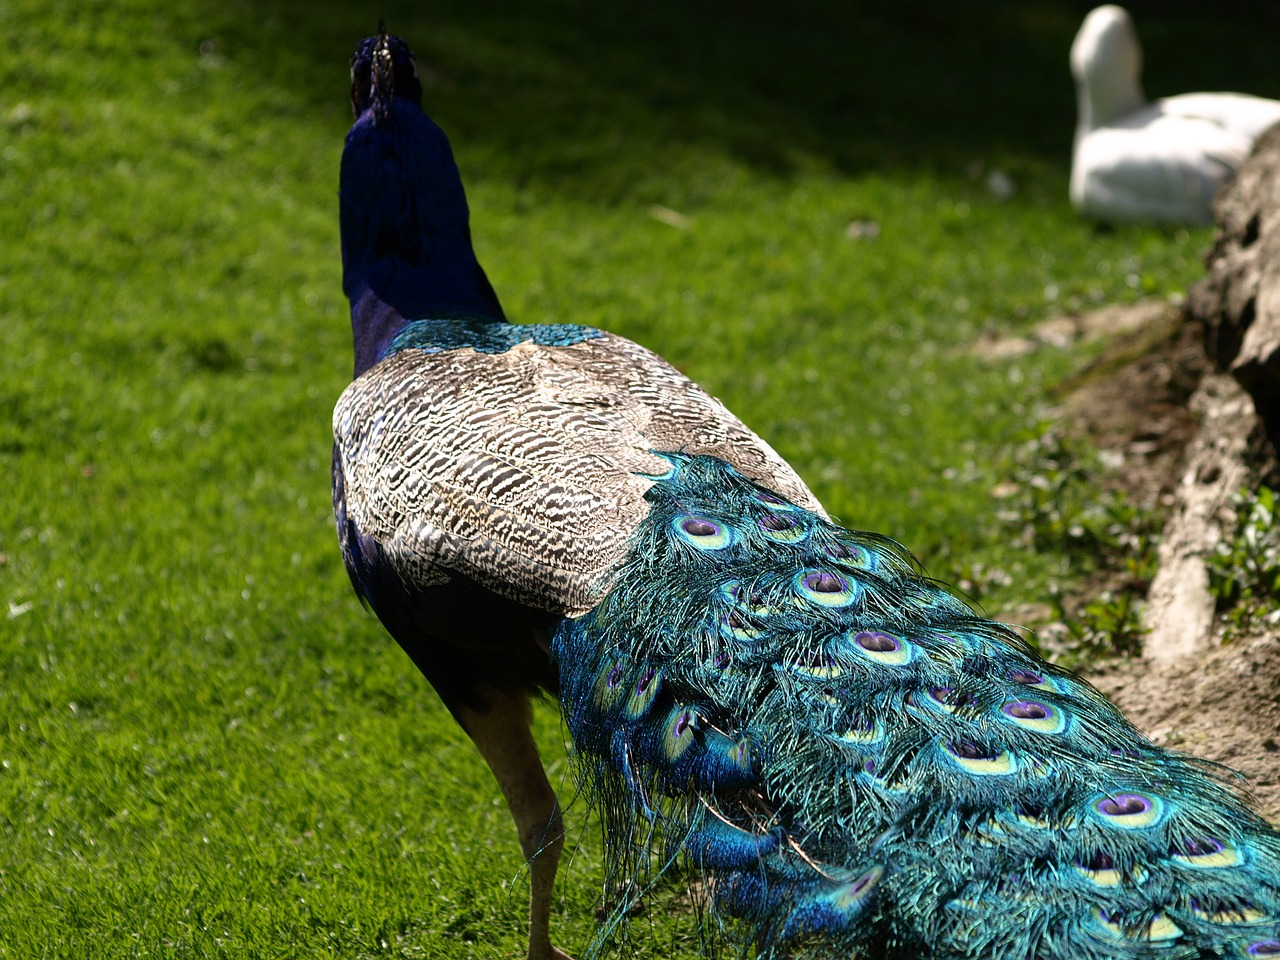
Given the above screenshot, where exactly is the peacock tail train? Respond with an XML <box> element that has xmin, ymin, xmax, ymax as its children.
<box><xmin>554</xmin><ymin>453</ymin><xmax>1280</xmax><ymax>960</ymax></box>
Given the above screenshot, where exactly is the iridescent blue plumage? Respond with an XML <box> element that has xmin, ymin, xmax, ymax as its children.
<box><xmin>554</xmin><ymin>453</ymin><xmax>1280</xmax><ymax>959</ymax></box>
<box><xmin>339</xmin><ymin>34</ymin><xmax>507</xmax><ymax>377</ymax></box>
<box><xmin>333</xmin><ymin>29</ymin><xmax>1280</xmax><ymax>960</ymax></box>
<box><xmin>387</xmin><ymin>316</ymin><xmax>603</xmax><ymax>358</ymax></box>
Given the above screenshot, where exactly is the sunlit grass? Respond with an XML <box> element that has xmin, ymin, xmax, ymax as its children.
<box><xmin>3</xmin><ymin>1</ymin><xmax>1273</xmax><ymax>956</ymax></box>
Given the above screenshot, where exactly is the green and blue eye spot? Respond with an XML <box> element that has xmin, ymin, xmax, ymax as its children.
<box><xmin>824</xmin><ymin>540</ymin><xmax>876</xmax><ymax>570</ymax></box>
<box><xmin>758</xmin><ymin>511</ymin><xmax>807</xmax><ymax>543</ymax></box>
<box><xmin>1169</xmin><ymin>836</ymin><xmax>1243</xmax><ymax>869</ymax></box>
<box><xmin>795</xmin><ymin>569</ymin><xmax>858</xmax><ymax>607</ymax></box>
<box><xmin>592</xmin><ymin>659</ymin><xmax>629</xmax><ymax>710</ymax></box>
<box><xmin>624</xmin><ymin>663</ymin><xmax>663</xmax><ymax>719</ymax></box>
<box><xmin>1073</xmin><ymin>851</ymin><xmax>1122</xmax><ymax>887</ymax></box>
<box><xmin>848</xmin><ymin>630</ymin><xmax>913</xmax><ymax>666</ymax></box>
<box><xmin>663</xmin><ymin>705</ymin><xmax>698</xmax><ymax>760</ymax></box>
<box><xmin>944</xmin><ymin>739</ymin><xmax>1018</xmax><ymax>776</ymax></box>
<box><xmin>673</xmin><ymin>515</ymin><xmax>734</xmax><ymax>550</ymax></box>
<box><xmin>1000</xmin><ymin>699</ymin><xmax>1067</xmax><ymax>735</ymax></box>
<box><xmin>1089</xmin><ymin>791</ymin><xmax>1165</xmax><ymax>829</ymax></box>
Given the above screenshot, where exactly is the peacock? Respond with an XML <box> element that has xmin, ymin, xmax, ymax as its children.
<box><xmin>332</xmin><ymin>30</ymin><xmax>1280</xmax><ymax>960</ymax></box>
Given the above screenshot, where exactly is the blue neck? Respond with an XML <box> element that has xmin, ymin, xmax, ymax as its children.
<box><xmin>339</xmin><ymin>94</ymin><xmax>505</xmax><ymax>376</ymax></box>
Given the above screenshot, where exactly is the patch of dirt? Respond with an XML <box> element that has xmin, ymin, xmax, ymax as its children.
<box><xmin>1045</xmin><ymin>300</ymin><xmax>1280</xmax><ymax>824</ymax></box>
<box><xmin>1054</xmin><ymin>301</ymin><xmax>1207</xmax><ymax>508</ymax></box>
<box><xmin>1090</xmin><ymin>634</ymin><xmax>1280</xmax><ymax>823</ymax></box>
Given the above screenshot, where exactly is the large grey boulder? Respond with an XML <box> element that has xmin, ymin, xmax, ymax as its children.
<box><xmin>1192</xmin><ymin>123</ymin><xmax>1280</xmax><ymax>439</ymax></box>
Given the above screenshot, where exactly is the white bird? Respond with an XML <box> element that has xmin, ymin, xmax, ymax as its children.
<box><xmin>1069</xmin><ymin>4</ymin><xmax>1280</xmax><ymax>223</ymax></box>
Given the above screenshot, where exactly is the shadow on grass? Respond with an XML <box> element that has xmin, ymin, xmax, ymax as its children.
<box><xmin>184</xmin><ymin>0</ymin><xmax>1280</xmax><ymax>199</ymax></box>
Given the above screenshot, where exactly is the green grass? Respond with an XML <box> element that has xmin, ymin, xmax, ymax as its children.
<box><xmin>3</xmin><ymin>1</ymin><xmax>1277</xmax><ymax>956</ymax></box>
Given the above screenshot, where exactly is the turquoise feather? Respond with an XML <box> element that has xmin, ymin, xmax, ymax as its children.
<box><xmin>553</xmin><ymin>453</ymin><xmax>1280</xmax><ymax>959</ymax></box>
<box><xmin>388</xmin><ymin>316</ymin><xmax>603</xmax><ymax>357</ymax></box>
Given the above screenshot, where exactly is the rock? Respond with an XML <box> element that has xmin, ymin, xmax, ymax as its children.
<box><xmin>1143</xmin><ymin>124</ymin><xmax>1280</xmax><ymax>661</ymax></box>
<box><xmin>1190</xmin><ymin>123</ymin><xmax>1280</xmax><ymax>440</ymax></box>
<box><xmin>1142</xmin><ymin>373</ymin><xmax>1253</xmax><ymax>662</ymax></box>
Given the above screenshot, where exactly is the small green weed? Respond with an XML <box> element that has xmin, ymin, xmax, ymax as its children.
<box><xmin>1207</xmin><ymin>485</ymin><xmax>1280</xmax><ymax>637</ymax></box>
<box><xmin>995</xmin><ymin>422</ymin><xmax>1160</xmax><ymax>663</ymax></box>
<box><xmin>998</xmin><ymin>424</ymin><xmax>1159</xmax><ymax>568</ymax></box>
<box><xmin>1049</xmin><ymin>589</ymin><xmax>1147</xmax><ymax>664</ymax></box>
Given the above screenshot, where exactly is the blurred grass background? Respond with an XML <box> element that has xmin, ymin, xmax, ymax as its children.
<box><xmin>2</xmin><ymin>1</ymin><xmax>1277</xmax><ymax>956</ymax></box>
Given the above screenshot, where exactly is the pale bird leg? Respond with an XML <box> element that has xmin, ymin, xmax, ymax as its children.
<box><xmin>458</xmin><ymin>686</ymin><xmax>572</xmax><ymax>960</ymax></box>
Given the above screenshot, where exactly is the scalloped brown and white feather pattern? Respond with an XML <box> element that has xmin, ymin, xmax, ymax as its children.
<box><xmin>333</xmin><ymin>331</ymin><xmax>822</xmax><ymax>616</ymax></box>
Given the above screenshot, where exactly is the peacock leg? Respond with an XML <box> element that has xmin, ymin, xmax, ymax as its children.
<box><xmin>456</xmin><ymin>685</ymin><xmax>571</xmax><ymax>960</ymax></box>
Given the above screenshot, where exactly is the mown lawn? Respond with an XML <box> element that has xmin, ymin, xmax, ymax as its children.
<box><xmin>3</xmin><ymin>1</ymin><xmax>1276</xmax><ymax>956</ymax></box>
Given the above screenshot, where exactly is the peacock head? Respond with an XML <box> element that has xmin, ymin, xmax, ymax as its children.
<box><xmin>349</xmin><ymin>27</ymin><xmax>423</xmax><ymax>122</ymax></box>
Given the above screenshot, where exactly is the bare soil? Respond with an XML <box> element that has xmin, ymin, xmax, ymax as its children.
<box><xmin>1041</xmin><ymin>302</ymin><xmax>1280</xmax><ymax>823</ymax></box>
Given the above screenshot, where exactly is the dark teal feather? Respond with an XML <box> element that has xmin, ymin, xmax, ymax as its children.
<box><xmin>553</xmin><ymin>453</ymin><xmax>1280</xmax><ymax>959</ymax></box>
<box><xmin>388</xmin><ymin>316</ymin><xmax>604</xmax><ymax>358</ymax></box>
